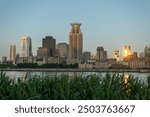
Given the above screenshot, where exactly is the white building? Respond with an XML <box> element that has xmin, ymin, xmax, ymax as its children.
<box><xmin>20</xmin><ymin>36</ymin><xmax>32</xmax><ymax>57</ymax></box>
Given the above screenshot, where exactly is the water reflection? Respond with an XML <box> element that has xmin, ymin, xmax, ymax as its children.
<box><xmin>124</xmin><ymin>73</ymin><xmax>129</xmax><ymax>84</ymax></box>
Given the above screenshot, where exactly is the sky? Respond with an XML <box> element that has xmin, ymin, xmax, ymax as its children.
<box><xmin>0</xmin><ymin>0</ymin><xmax>150</xmax><ymax>61</ymax></box>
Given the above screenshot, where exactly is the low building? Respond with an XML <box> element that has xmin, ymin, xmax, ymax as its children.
<box><xmin>79</xmin><ymin>63</ymin><xmax>94</xmax><ymax>69</ymax></box>
<box><xmin>129</xmin><ymin>58</ymin><xmax>150</xmax><ymax>69</ymax></box>
<box><xmin>34</xmin><ymin>58</ymin><xmax>46</xmax><ymax>66</ymax></box>
<box><xmin>67</xmin><ymin>58</ymin><xmax>81</xmax><ymax>64</ymax></box>
<box><xmin>2</xmin><ymin>56</ymin><xmax>7</xmax><ymax>64</ymax></box>
<box><xmin>47</xmin><ymin>57</ymin><xmax>60</xmax><ymax>63</ymax></box>
<box><xmin>17</xmin><ymin>56</ymin><xmax>34</xmax><ymax>63</ymax></box>
<box><xmin>94</xmin><ymin>61</ymin><xmax>108</xmax><ymax>69</ymax></box>
<box><xmin>37</xmin><ymin>47</ymin><xmax>50</xmax><ymax>58</ymax></box>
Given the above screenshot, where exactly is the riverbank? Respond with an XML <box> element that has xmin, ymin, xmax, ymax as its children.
<box><xmin>1</xmin><ymin>68</ymin><xmax>150</xmax><ymax>73</ymax></box>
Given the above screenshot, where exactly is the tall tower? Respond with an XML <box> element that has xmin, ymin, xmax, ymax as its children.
<box><xmin>10</xmin><ymin>45</ymin><xmax>16</xmax><ymax>63</ymax></box>
<box><xmin>69</xmin><ymin>23</ymin><xmax>83</xmax><ymax>63</ymax></box>
<box><xmin>20</xmin><ymin>36</ymin><xmax>32</xmax><ymax>57</ymax></box>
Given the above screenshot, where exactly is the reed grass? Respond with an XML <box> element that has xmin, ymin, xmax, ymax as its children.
<box><xmin>0</xmin><ymin>71</ymin><xmax>150</xmax><ymax>100</ymax></box>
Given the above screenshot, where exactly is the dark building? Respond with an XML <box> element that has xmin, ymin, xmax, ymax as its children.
<box><xmin>96</xmin><ymin>46</ymin><xmax>107</xmax><ymax>61</ymax></box>
<box><xmin>42</xmin><ymin>36</ymin><xmax>56</xmax><ymax>57</ymax></box>
<box><xmin>37</xmin><ymin>36</ymin><xmax>56</xmax><ymax>58</ymax></box>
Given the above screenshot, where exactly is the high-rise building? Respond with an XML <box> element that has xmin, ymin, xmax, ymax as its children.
<box><xmin>42</xmin><ymin>36</ymin><xmax>56</xmax><ymax>57</ymax></box>
<box><xmin>69</xmin><ymin>23</ymin><xmax>83</xmax><ymax>62</ymax></box>
<box><xmin>83</xmin><ymin>51</ymin><xmax>91</xmax><ymax>62</ymax></box>
<box><xmin>10</xmin><ymin>45</ymin><xmax>16</xmax><ymax>63</ymax></box>
<box><xmin>124</xmin><ymin>45</ymin><xmax>131</xmax><ymax>57</ymax></box>
<box><xmin>56</xmin><ymin>43</ymin><xmax>69</xmax><ymax>59</ymax></box>
<box><xmin>96</xmin><ymin>47</ymin><xmax>107</xmax><ymax>61</ymax></box>
<box><xmin>20</xmin><ymin>36</ymin><xmax>32</xmax><ymax>57</ymax></box>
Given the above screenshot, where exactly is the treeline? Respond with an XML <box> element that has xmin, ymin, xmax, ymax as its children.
<box><xmin>42</xmin><ymin>63</ymin><xmax>78</xmax><ymax>68</ymax></box>
<box><xmin>0</xmin><ymin>63</ymin><xmax>79</xmax><ymax>69</ymax></box>
<box><xmin>0</xmin><ymin>64</ymin><xmax>15</xmax><ymax>68</ymax></box>
<box><xmin>16</xmin><ymin>63</ymin><xmax>38</xmax><ymax>68</ymax></box>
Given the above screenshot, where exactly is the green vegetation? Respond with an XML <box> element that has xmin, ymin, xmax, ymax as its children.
<box><xmin>0</xmin><ymin>70</ymin><xmax>150</xmax><ymax>100</ymax></box>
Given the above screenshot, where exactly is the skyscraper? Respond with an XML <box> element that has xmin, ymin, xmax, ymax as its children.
<box><xmin>69</xmin><ymin>23</ymin><xmax>83</xmax><ymax>62</ymax></box>
<box><xmin>20</xmin><ymin>36</ymin><xmax>32</xmax><ymax>57</ymax></box>
<box><xmin>42</xmin><ymin>36</ymin><xmax>56</xmax><ymax>57</ymax></box>
<box><xmin>10</xmin><ymin>45</ymin><xmax>16</xmax><ymax>63</ymax></box>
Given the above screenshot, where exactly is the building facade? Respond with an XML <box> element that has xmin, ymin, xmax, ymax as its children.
<box><xmin>10</xmin><ymin>45</ymin><xmax>16</xmax><ymax>63</ymax></box>
<box><xmin>37</xmin><ymin>47</ymin><xmax>51</xmax><ymax>58</ymax></box>
<box><xmin>20</xmin><ymin>36</ymin><xmax>32</xmax><ymax>57</ymax></box>
<box><xmin>69</xmin><ymin>23</ymin><xmax>83</xmax><ymax>63</ymax></box>
<box><xmin>83</xmin><ymin>51</ymin><xmax>91</xmax><ymax>63</ymax></box>
<box><xmin>2</xmin><ymin>56</ymin><xmax>7</xmax><ymax>63</ymax></box>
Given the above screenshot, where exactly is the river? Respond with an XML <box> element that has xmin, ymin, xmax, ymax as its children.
<box><xmin>4</xmin><ymin>70</ymin><xmax>150</xmax><ymax>83</ymax></box>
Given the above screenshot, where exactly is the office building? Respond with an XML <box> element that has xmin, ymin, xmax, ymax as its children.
<box><xmin>20</xmin><ymin>36</ymin><xmax>32</xmax><ymax>57</ymax></box>
<box><xmin>69</xmin><ymin>23</ymin><xmax>83</xmax><ymax>63</ymax></box>
<box><xmin>56</xmin><ymin>43</ymin><xmax>69</xmax><ymax>59</ymax></box>
<box><xmin>42</xmin><ymin>36</ymin><xmax>56</xmax><ymax>57</ymax></box>
<box><xmin>10</xmin><ymin>45</ymin><xmax>16</xmax><ymax>63</ymax></box>
<box><xmin>96</xmin><ymin>47</ymin><xmax>107</xmax><ymax>61</ymax></box>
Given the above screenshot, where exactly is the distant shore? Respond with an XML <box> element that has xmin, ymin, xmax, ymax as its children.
<box><xmin>1</xmin><ymin>68</ymin><xmax>150</xmax><ymax>73</ymax></box>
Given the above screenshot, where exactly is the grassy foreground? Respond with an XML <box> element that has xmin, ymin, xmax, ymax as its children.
<box><xmin>0</xmin><ymin>70</ymin><xmax>150</xmax><ymax>100</ymax></box>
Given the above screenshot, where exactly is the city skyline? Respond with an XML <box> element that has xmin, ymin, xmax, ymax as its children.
<box><xmin>0</xmin><ymin>0</ymin><xmax>150</xmax><ymax>61</ymax></box>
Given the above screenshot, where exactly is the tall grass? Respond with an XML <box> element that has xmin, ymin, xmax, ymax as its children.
<box><xmin>0</xmin><ymin>71</ymin><xmax>150</xmax><ymax>100</ymax></box>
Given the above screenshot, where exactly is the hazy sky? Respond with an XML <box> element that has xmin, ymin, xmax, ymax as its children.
<box><xmin>0</xmin><ymin>0</ymin><xmax>150</xmax><ymax>60</ymax></box>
